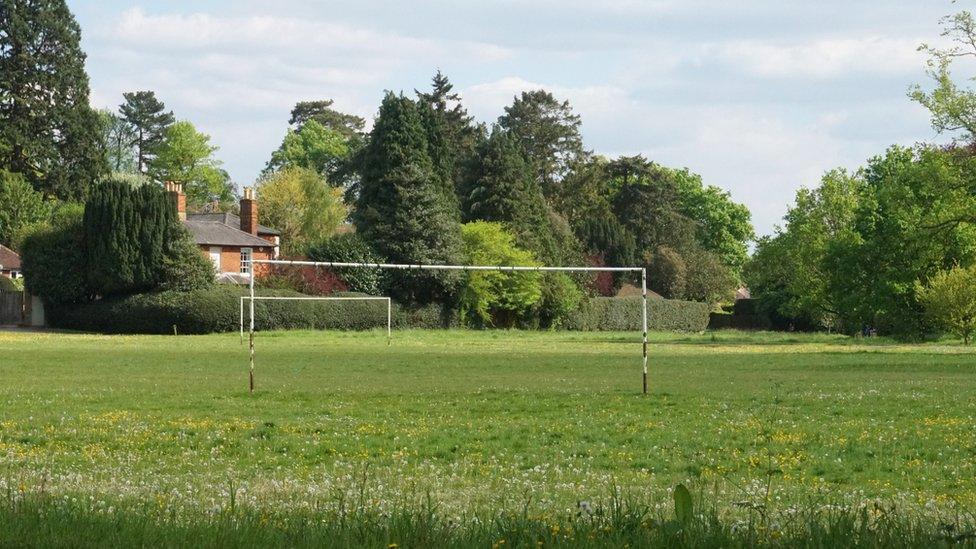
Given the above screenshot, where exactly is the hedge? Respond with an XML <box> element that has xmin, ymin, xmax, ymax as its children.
<box><xmin>562</xmin><ymin>296</ymin><xmax>710</xmax><ymax>332</ymax></box>
<box><xmin>48</xmin><ymin>289</ymin><xmax>705</xmax><ymax>334</ymax></box>
<box><xmin>48</xmin><ymin>287</ymin><xmax>458</xmax><ymax>334</ymax></box>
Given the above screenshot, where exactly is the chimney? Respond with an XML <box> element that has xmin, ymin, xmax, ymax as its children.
<box><xmin>241</xmin><ymin>186</ymin><xmax>258</xmax><ymax>235</ymax></box>
<box><xmin>165</xmin><ymin>181</ymin><xmax>186</xmax><ymax>221</ymax></box>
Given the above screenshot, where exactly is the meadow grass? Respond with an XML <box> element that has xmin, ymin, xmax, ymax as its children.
<box><xmin>2</xmin><ymin>329</ymin><xmax>976</xmax><ymax>546</ymax></box>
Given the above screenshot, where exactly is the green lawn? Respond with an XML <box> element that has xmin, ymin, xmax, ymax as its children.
<box><xmin>2</xmin><ymin>329</ymin><xmax>975</xmax><ymax>546</ymax></box>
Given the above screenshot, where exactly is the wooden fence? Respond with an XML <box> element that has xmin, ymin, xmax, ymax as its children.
<box><xmin>0</xmin><ymin>291</ymin><xmax>24</xmax><ymax>325</ymax></box>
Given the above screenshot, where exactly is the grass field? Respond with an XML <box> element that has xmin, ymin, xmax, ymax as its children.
<box><xmin>2</xmin><ymin>329</ymin><xmax>976</xmax><ymax>546</ymax></box>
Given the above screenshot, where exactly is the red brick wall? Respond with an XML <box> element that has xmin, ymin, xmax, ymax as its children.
<box><xmin>199</xmin><ymin>246</ymin><xmax>272</xmax><ymax>274</ymax></box>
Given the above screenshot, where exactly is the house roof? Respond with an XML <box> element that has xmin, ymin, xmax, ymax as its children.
<box><xmin>0</xmin><ymin>245</ymin><xmax>21</xmax><ymax>271</ymax></box>
<box><xmin>184</xmin><ymin>221</ymin><xmax>276</xmax><ymax>248</ymax></box>
<box><xmin>186</xmin><ymin>212</ymin><xmax>280</xmax><ymax>236</ymax></box>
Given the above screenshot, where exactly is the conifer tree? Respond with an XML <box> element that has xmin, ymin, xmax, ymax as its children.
<box><xmin>120</xmin><ymin>91</ymin><xmax>174</xmax><ymax>173</ymax></box>
<box><xmin>416</xmin><ymin>71</ymin><xmax>481</xmax><ymax>200</ymax></box>
<box><xmin>353</xmin><ymin>92</ymin><xmax>463</xmax><ymax>303</ymax></box>
<box><xmin>0</xmin><ymin>0</ymin><xmax>107</xmax><ymax>199</ymax></box>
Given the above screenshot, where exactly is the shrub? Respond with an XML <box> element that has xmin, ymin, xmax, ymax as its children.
<box><xmin>0</xmin><ymin>170</ymin><xmax>52</xmax><ymax>248</ymax></box>
<box><xmin>563</xmin><ymin>296</ymin><xmax>710</xmax><ymax>332</ymax></box>
<box><xmin>306</xmin><ymin>233</ymin><xmax>383</xmax><ymax>294</ymax></box>
<box><xmin>645</xmin><ymin>246</ymin><xmax>686</xmax><ymax>299</ymax></box>
<box><xmin>459</xmin><ymin>221</ymin><xmax>541</xmax><ymax>327</ymax></box>
<box><xmin>0</xmin><ymin>276</ymin><xmax>22</xmax><ymax>292</ymax></box>
<box><xmin>259</xmin><ymin>264</ymin><xmax>348</xmax><ymax>296</ymax></box>
<box><xmin>158</xmin><ymin>224</ymin><xmax>215</xmax><ymax>292</ymax></box>
<box><xmin>536</xmin><ymin>272</ymin><xmax>582</xmax><ymax>329</ymax></box>
<box><xmin>917</xmin><ymin>264</ymin><xmax>976</xmax><ymax>344</ymax></box>
<box><xmin>20</xmin><ymin>208</ymin><xmax>89</xmax><ymax>305</ymax></box>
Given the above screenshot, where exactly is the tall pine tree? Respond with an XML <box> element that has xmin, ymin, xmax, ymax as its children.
<box><xmin>0</xmin><ymin>0</ymin><xmax>107</xmax><ymax>200</ymax></box>
<box><xmin>120</xmin><ymin>91</ymin><xmax>174</xmax><ymax>173</ymax></box>
<box><xmin>416</xmin><ymin>71</ymin><xmax>481</xmax><ymax>201</ymax></box>
<box><xmin>353</xmin><ymin>92</ymin><xmax>463</xmax><ymax>303</ymax></box>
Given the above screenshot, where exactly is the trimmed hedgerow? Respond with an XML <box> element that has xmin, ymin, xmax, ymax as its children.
<box><xmin>48</xmin><ymin>286</ymin><xmax>457</xmax><ymax>334</ymax></box>
<box><xmin>562</xmin><ymin>296</ymin><xmax>710</xmax><ymax>332</ymax></box>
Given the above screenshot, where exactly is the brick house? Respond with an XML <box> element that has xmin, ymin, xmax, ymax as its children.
<box><xmin>0</xmin><ymin>244</ymin><xmax>21</xmax><ymax>279</ymax></box>
<box><xmin>165</xmin><ymin>182</ymin><xmax>279</xmax><ymax>282</ymax></box>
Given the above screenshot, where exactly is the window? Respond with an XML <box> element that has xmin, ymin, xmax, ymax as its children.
<box><xmin>240</xmin><ymin>248</ymin><xmax>252</xmax><ymax>275</ymax></box>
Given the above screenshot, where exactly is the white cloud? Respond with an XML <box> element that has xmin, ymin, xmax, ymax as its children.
<box><xmin>715</xmin><ymin>36</ymin><xmax>925</xmax><ymax>78</ymax></box>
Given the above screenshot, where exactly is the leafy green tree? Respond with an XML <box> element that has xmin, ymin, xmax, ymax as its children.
<box><xmin>265</xmin><ymin>120</ymin><xmax>351</xmax><ymax>179</ymax></box>
<box><xmin>645</xmin><ymin>246</ymin><xmax>687</xmax><ymax>299</ymax></box>
<box><xmin>0</xmin><ymin>0</ymin><xmax>106</xmax><ymax>200</ymax></box>
<box><xmin>306</xmin><ymin>233</ymin><xmax>383</xmax><ymax>295</ymax></box>
<box><xmin>613</xmin><ymin>169</ymin><xmax>697</xmax><ymax>256</ymax></box>
<box><xmin>683</xmin><ymin>247</ymin><xmax>735</xmax><ymax>304</ymax></box>
<box><xmin>352</xmin><ymin>92</ymin><xmax>463</xmax><ymax>303</ymax></box>
<box><xmin>911</xmin><ymin>10</ymin><xmax>976</xmax><ymax>141</ymax></box>
<box><xmin>119</xmin><ymin>91</ymin><xmax>174</xmax><ymax>173</ymax></box>
<box><xmin>918</xmin><ymin>264</ymin><xmax>976</xmax><ymax>344</ymax></box>
<box><xmin>0</xmin><ymin>170</ymin><xmax>52</xmax><ymax>248</ymax></box>
<box><xmin>498</xmin><ymin>90</ymin><xmax>585</xmax><ymax>196</ymax></box>
<box><xmin>97</xmin><ymin>109</ymin><xmax>137</xmax><ymax>173</ymax></box>
<box><xmin>744</xmin><ymin>169</ymin><xmax>863</xmax><ymax>329</ymax></box>
<box><xmin>256</xmin><ymin>166</ymin><xmax>347</xmax><ymax>255</ymax></box>
<box><xmin>459</xmin><ymin>221</ymin><xmax>542</xmax><ymax>327</ymax></box>
<box><xmin>288</xmin><ymin>99</ymin><xmax>365</xmax><ymax>139</ymax></box>
<box><xmin>824</xmin><ymin>146</ymin><xmax>976</xmax><ymax>336</ymax></box>
<box><xmin>150</xmin><ymin>121</ymin><xmax>233</xmax><ymax>208</ymax></box>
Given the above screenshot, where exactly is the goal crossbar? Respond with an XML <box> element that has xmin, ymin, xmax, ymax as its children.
<box><xmin>240</xmin><ymin>295</ymin><xmax>392</xmax><ymax>345</ymax></box>
<box><xmin>245</xmin><ymin>259</ymin><xmax>649</xmax><ymax>395</ymax></box>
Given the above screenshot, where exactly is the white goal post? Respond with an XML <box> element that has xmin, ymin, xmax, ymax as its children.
<box><xmin>239</xmin><ymin>295</ymin><xmax>392</xmax><ymax>345</ymax></box>
<box><xmin>246</xmin><ymin>259</ymin><xmax>649</xmax><ymax>395</ymax></box>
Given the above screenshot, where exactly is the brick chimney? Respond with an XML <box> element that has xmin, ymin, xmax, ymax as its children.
<box><xmin>165</xmin><ymin>181</ymin><xmax>186</xmax><ymax>220</ymax></box>
<box><xmin>240</xmin><ymin>186</ymin><xmax>258</xmax><ymax>235</ymax></box>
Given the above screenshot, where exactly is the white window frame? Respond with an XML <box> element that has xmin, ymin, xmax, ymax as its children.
<box><xmin>240</xmin><ymin>248</ymin><xmax>253</xmax><ymax>275</ymax></box>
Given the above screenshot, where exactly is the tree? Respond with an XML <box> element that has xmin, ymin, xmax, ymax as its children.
<box><xmin>119</xmin><ymin>91</ymin><xmax>174</xmax><ymax>173</ymax></box>
<box><xmin>256</xmin><ymin>166</ymin><xmax>347</xmax><ymax>255</ymax></box>
<box><xmin>288</xmin><ymin>99</ymin><xmax>365</xmax><ymax>139</ymax></box>
<box><xmin>459</xmin><ymin>221</ymin><xmax>542</xmax><ymax>327</ymax></box>
<box><xmin>352</xmin><ymin>92</ymin><xmax>463</xmax><ymax>303</ymax></box>
<box><xmin>83</xmin><ymin>177</ymin><xmax>212</xmax><ymax>297</ymax></box>
<box><xmin>306</xmin><ymin>233</ymin><xmax>383</xmax><ymax>295</ymax></box>
<box><xmin>264</xmin><ymin>120</ymin><xmax>351</xmax><ymax>179</ymax></box>
<box><xmin>417</xmin><ymin>70</ymin><xmax>481</xmax><ymax>196</ymax></box>
<box><xmin>612</xmin><ymin>167</ymin><xmax>698</xmax><ymax>256</ymax></box>
<box><xmin>0</xmin><ymin>170</ymin><xmax>52</xmax><ymax>248</ymax></box>
<box><xmin>0</xmin><ymin>0</ymin><xmax>107</xmax><ymax>200</ymax></box>
<box><xmin>917</xmin><ymin>264</ymin><xmax>976</xmax><ymax>344</ymax></box>
<box><xmin>97</xmin><ymin>109</ymin><xmax>137</xmax><ymax>173</ymax></box>
<box><xmin>20</xmin><ymin>205</ymin><xmax>88</xmax><ymax>304</ymax></box>
<box><xmin>645</xmin><ymin>246</ymin><xmax>687</xmax><ymax>299</ymax></box>
<box><xmin>498</xmin><ymin>90</ymin><xmax>584</xmax><ymax>196</ymax></box>
<box><xmin>910</xmin><ymin>10</ymin><xmax>976</xmax><ymax>142</ymax></box>
<box><xmin>460</xmin><ymin>126</ymin><xmax>560</xmax><ymax>263</ymax></box>
<box><xmin>150</xmin><ymin>121</ymin><xmax>233</xmax><ymax>208</ymax></box>
<box><xmin>744</xmin><ymin>169</ymin><xmax>863</xmax><ymax>329</ymax></box>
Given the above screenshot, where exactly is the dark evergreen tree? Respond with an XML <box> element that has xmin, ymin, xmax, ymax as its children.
<box><xmin>0</xmin><ymin>0</ymin><xmax>107</xmax><ymax>200</ymax></box>
<box><xmin>352</xmin><ymin>92</ymin><xmax>463</xmax><ymax>303</ymax></box>
<box><xmin>119</xmin><ymin>91</ymin><xmax>174</xmax><ymax>173</ymax></box>
<box><xmin>416</xmin><ymin>70</ymin><xmax>481</xmax><ymax>198</ymax></box>
<box><xmin>461</xmin><ymin>126</ymin><xmax>560</xmax><ymax>264</ymax></box>
<box><xmin>289</xmin><ymin>99</ymin><xmax>366</xmax><ymax>139</ymax></box>
<box><xmin>498</xmin><ymin>90</ymin><xmax>584</xmax><ymax>198</ymax></box>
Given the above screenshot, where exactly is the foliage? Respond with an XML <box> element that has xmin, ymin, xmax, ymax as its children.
<box><xmin>265</xmin><ymin>120</ymin><xmax>352</xmax><ymax>179</ymax></box>
<box><xmin>562</xmin><ymin>296</ymin><xmax>710</xmax><ymax>331</ymax></box>
<box><xmin>460</xmin><ymin>126</ymin><xmax>560</xmax><ymax>263</ymax></box>
<box><xmin>119</xmin><ymin>91</ymin><xmax>175</xmax><ymax>173</ymax></box>
<box><xmin>83</xmin><ymin>178</ymin><xmax>212</xmax><ymax>298</ymax></box>
<box><xmin>459</xmin><ymin>221</ymin><xmax>541</xmax><ymax>327</ymax></box>
<box><xmin>498</xmin><ymin>89</ymin><xmax>584</xmax><ymax>195</ymax></box>
<box><xmin>259</xmin><ymin>265</ymin><xmax>348</xmax><ymax>296</ymax></box>
<box><xmin>288</xmin><ymin>99</ymin><xmax>365</xmax><ymax>139</ymax></box>
<box><xmin>149</xmin><ymin>121</ymin><xmax>233</xmax><ymax>208</ymax></box>
<box><xmin>19</xmin><ymin>205</ymin><xmax>88</xmax><ymax>304</ymax></box>
<box><xmin>256</xmin><ymin>167</ymin><xmax>347</xmax><ymax>255</ymax></box>
<box><xmin>353</xmin><ymin>92</ymin><xmax>463</xmax><ymax>304</ymax></box>
<box><xmin>536</xmin><ymin>271</ymin><xmax>582</xmax><ymax>328</ymax></box>
<box><xmin>0</xmin><ymin>0</ymin><xmax>107</xmax><ymax>200</ymax></box>
<box><xmin>0</xmin><ymin>170</ymin><xmax>52</xmax><ymax>248</ymax></box>
<box><xmin>97</xmin><ymin>109</ymin><xmax>138</xmax><ymax>173</ymax></box>
<box><xmin>416</xmin><ymin>70</ymin><xmax>481</xmax><ymax>197</ymax></box>
<box><xmin>744</xmin><ymin>169</ymin><xmax>863</xmax><ymax>330</ymax></box>
<box><xmin>917</xmin><ymin>264</ymin><xmax>976</xmax><ymax>344</ymax></box>
<box><xmin>683</xmin><ymin>247</ymin><xmax>736</xmax><ymax>304</ymax></box>
<box><xmin>0</xmin><ymin>274</ymin><xmax>22</xmax><ymax>291</ymax></box>
<box><xmin>305</xmin><ymin>232</ymin><xmax>384</xmax><ymax>295</ymax></box>
<box><xmin>910</xmin><ymin>10</ymin><xmax>976</xmax><ymax>142</ymax></box>
<box><xmin>645</xmin><ymin>246</ymin><xmax>687</xmax><ymax>299</ymax></box>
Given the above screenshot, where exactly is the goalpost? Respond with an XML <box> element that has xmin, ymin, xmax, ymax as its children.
<box><xmin>239</xmin><ymin>295</ymin><xmax>392</xmax><ymax>345</ymax></box>
<box><xmin>246</xmin><ymin>259</ymin><xmax>649</xmax><ymax>395</ymax></box>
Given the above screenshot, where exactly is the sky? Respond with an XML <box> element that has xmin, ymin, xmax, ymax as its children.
<box><xmin>68</xmin><ymin>0</ymin><xmax>956</xmax><ymax>237</ymax></box>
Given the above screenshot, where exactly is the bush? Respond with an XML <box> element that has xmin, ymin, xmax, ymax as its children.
<box><xmin>535</xmin><ymin>272</ymin><xmax>582</xmax><ymax>329</ymax></box>
<box><xmin>0</xmin><ymin>276</ymin><xmax>22</xmax><ymax>292</ymax></box>
<box><xmin>563</xmin><ymin>296</ymin><xmax>710</xmax><ymax>332</ymax></box>
<box><xmin>306</xmin><ymin>233</ymin><xmax>383</xmax><ymax>294</ymax></box>
<box><xmin>459</xmin><ymin>221</ymin><xmax>541</xmax><ymax>327</ymax></box>
<box><xmin>20</xmin><ymin>209</ymin><xmax>89</xmax><ymax>305</ymax></box>
<box><xmin>48</xmin><ymin>287</ymin><xmax>460</xmax><ymax>334</ymax></box>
